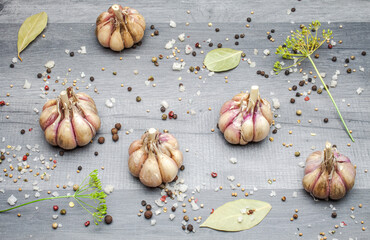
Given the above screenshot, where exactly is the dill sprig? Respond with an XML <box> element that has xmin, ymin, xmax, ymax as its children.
<box><xmin>0</xmin><ymin>169</ymin><xmax>107</xmax><ymax>225</ymax></box>
<box><xmin>273</xmin><ymin>20</ymin><xmax>354</xmax><ymax>142</ymax></box>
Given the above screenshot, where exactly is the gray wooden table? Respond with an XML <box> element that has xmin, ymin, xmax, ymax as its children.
<box><xmin>0</xmin><ymin>0</ymin><xmax>369</xmax><ymax>239</ymax></box>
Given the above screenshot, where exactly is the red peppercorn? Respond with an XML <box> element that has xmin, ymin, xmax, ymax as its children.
<box><xmin>211</xmin><ymin>172</ymin><xmax>217</xmax><ymax>178</ymax></box>
<box><xmin>53</xmin><ymin>205</ymin><xmax>59</xmax><ymax>211</ymax></box>
<box><xmin>29</xmin><ymin>128</ymin><xmax>33</xmax><ymax>132</ymax></box>
<box><xmin>304</xmin><ymin>96</ymin><xmax>310</xmax><ymax>101</ymax></box>
<box><xmin>160</xmin><ymin>195</ymin><xmax>167</xmax><ymax>202</ymax></box>
<box><xmin>328</xmin><ymin>44</ymin><xmax>333</xmax><ymax>49</ymax></box>
<box><xmin>53</xmin><ymin>160</ymin><xmax>57</xmax><ymax>164</ymax></box>
<box><xmin>0</xmin><ymin>101</ymin><xmax>5</xmax><ymax>106</ymax></box>
<box><xmin>45</xmin><ymin>85</ymin><xmax>49</xmax><ymax>91</ymax></box>
<box><xmin>168</xmin><ymin>111</ymin><xmax>174</xmax><ymax>119</ymax></box>
<box><xmin>47</xmin><ymin>75</ymin><xmax>50</xmax><ymax>79</ymax></box>
<box><xmin>84</xmin><ymin>221</ymin><xmax>90</xmax><ymax>227</ymax></box>
<box><xmin>195</xmin><ymin>42</ymin><xmax>200</xmax><ymax>48</ymax></box>
<box><xmin>22</xmin><ymin>155</ymin><xmax>27</xmax><ymax>161</ymax></box>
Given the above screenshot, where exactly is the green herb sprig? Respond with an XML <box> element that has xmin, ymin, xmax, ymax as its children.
<box><xmin>0</xmin><ymin>170</ymin><xmax>107</xmax><ymax>224</ymax></box>
<box><xmin>273</xmin><ymin>20</ymin><xmax>354</xmax><ymax>142</ymax></box>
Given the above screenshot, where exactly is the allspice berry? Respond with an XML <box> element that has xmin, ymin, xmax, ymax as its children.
<box><xmin>104</xmin><ymin>215</ymin><xmax>113</xmax><ymax>224</ymax></box>
<box><xmin>144</xmin><ymin>210</ymin><xmax>153</xmax><ymax>219</ymax></box>
<box><xmin>293</xmin><ymin>214</ymin><xmax>298</xmax><ymax>219</ymax></box>
<box><xmin>98</xmin><ymin>137</ymin><xmax>105</xmax><ymax>144</ymax></box>
<box><xmin>111</xmin><ymin>128</ymin><xmax>118</xmax><ymax>135</ymax></box>
<box><xmin>115</xmin><ymin>123</ymin><xmax>121</xmax><ymax>130</ymax></box>
<box><xmin>112</xmin><ymin>134</ymin><xmax>119</xmax><ymax>142</ymax></box>
<box><xmin>187</xmin><ymin>224</ymin><xmax>194</xmax><ymax>232</ymax></box>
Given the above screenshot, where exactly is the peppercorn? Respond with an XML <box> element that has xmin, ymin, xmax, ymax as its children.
<box><xmin>69</xmin><ymin>52</ymin><xmax>74</xmax><ymax>57</ymax></box>
<box><xmin>53</xmin><ymin>205</ymin><xmax>59</xmax><ymax>211</ymax></box>
<box><xmin>98</xmin><ymin>137</ymin><xmax>105</xmax><ymax>144</ymax></box>
<box><xmin>332</xmin><ymin>56</ymin><xmax>337</xmax><ymax>62</ymax></box>
<box><xmin>144</xmin><ymin>210</ymin><xmax>152</xmax><ymax>219</ymax></box>
<box><xmin>246</xmin><ymin>17</ymin><xmax>251</xmax><ymax>22</ymax></box>
<box><xmin>328</xmin><ymin>44</ymin><xmax>333</xmax><ymax>49</ymax></box>
<box><xmin>285</xmin><ymin>70</ymin><xmax>290</xmax><ymax>75</ymax></box>
<box><xmin>146</xmin><ymin>205</ymin><xmax>152</xmax><ymax>210</ymax></box>
<box><xmin>59</xmin><ymin>151</ymin><xmax>64</xmax><ymax>156</ymax></box>
<box><xmin>345</xmin><ymin>58</ymin><xmax>350</xmax><ymax>63</ymax></box>
<box><xmin>299</xmin><ymin>80</ymin><xmax>305</xmax><ymax>86</ymax></box>
<box><xmin>257</xmin><ymin>70</ymin><xmax>261</xmax><ymax>75</ymax></box>
<box><xmin>290</xmin><ymin>98</ymin><xmax>295</xmax><ymax>104</ymax></box>
<box><xmin>154</xmin><ymin>30</ymin><xmax>159</xmax><ymax>35</ymax></box>
<box><xmin>350</xmin><ymin>55</ymin><xmax>355</xmax><ymax>60</ymax></box>
<box><xmin>314</xmin><ymin>54</ymin><xmax>319</xmax><ymax>58</ymax></box>
<box><xmin>171</xmin><ymin>206</ymin><xmax>176</xmax><ymax>212</ymax></box>
<box><xmin>192</xmin><ymin>51</ymin><xmax>196</xmax><ymax>56</ymax></box>
<box><xmin>293</xmin><ymin>214</ymin><xmax>298</xmax><ymax>219</ymax></box>
<box><xmin>260</xmin><ymin>71</ymin><xmax>265</xmax><ymax>76</ymax></box>
<box><xmin>105</xmin><ymin>215</ymin><xmax>113</xmax><ymax>224</ymax></box>
<box><xmin>281</xmin><ymin>196</ymin><xmax>286</xmax><ymax>201</ymax></box>
<box><xmin>180</xmin><ymin>165</ymin><xmax>185</xmax><ymax>171</ymax></box>
<box><xmin>215</xmin><ymin>28</ymin><xmax>220</xmax><ymax>32</ymax></box>
<box><xmin>362</xmin><ymin>51</ymin><xmax>366</xmax><ymax>56</ymax></box>
<box><xmin>60</xmin><ymin>209</ymin><xmax>66</xmax><ymax>215</ymax></box>
<box><xmin>295</xmin><ymin>152</ymin><xmax>300</xmax><ymax>157</ymax></box>
<box><xmin>270</xmin><ymin>29</ymin><xmax>275</xmax><ymax>33</ymax></box>
<box><xmin>217</xmin><ymin>43</ymin><xmax>222</xmax><ymax>48</ymax></box>
<box><xmin>141</xmin><ymin>200</ymin><xmax>147</xmax><ymax>206</ymax></box>
<box><xmin>182</xmin><ymin>225</ymin><xmax>186</xmax><ymax>230</ymax></box>
<box><xmin>10</xmin><ymin>64</ymin><xmax>14</xmax><ymax>68</ymax></box>
<box><xmin>85</xmin><ymin>221</ymin><xmax>90</xmax><ymax>227</ymax></box>
<box><xmin>0</xmin><ymin>155</ymin><xmax>4</xmax><ymax>160</ymax></box>
<box><xmin>150</xmin><ymin>25</ymin><xmax>155</xmax><ymax>29</ymax></box>
<box><xmin>127</xmin><ymin>87</ymin><xmax>132</xmax><ymax>92</ymax></box>
<box><xmin>94</xmin><ymin>151</ymin><xmax>98</xmax><ymax>156</ymax></box>
<box><xmin>136</xmin><ymin>96</ymin><xmax>141</xmax><ymax>102</ymax></box>
<box><xmin>235</xmin><ymin>41</ymin><xmax>239</xmax><ymax>45</ymax></box>
<box><xmin>20</xmin><ymin>129</ymin><xmax>25</xmax><ymax>134</ymax></box>
<box><xmin>296</xmin><ymin>110</ymin><xmax>302</xmax><ymax>116</ymax></box>
<box><xmin>308</xmin><ymin>78</ymin><xmax>312</xmax><ymax>82</ymax></box>
<box><xmin>195</xmin><ymin>66</ymin><xmax>200</xmax><ymax>71</ymax></box>
<box><xmin>291</xmin><ymin>7</ymin><xmax>296</xmax><ymax>12</ymax></box>
<box><xmin>331</xmin><ymin>212</ymin><xmax>337</xmax><ymax>218</ymax></box>
<box><xmin>240</xmin><ymin>33</ymin><xmax>245</xmax><ymax>38</ymax></box>
<box><xmin>292</xmin><ymin>85</ymin><xmax>297</xmax><ymax>91</ymax></box>
<box><xmin>112</xmin><ymin>134</ymin><xmax>119</xmax><ymax>142</ymax></box>
<box><xmin>78</xmin><ymin>166</ymin><xmax>82</xmax><ymax>171</ymax></box>
<box><xmin>111</xmin><ymin>128</ymin><xmax>118</xmax><ymax>135</ymax></box>
<box><xmin>37</xmin><ymin>73</ymin><xmax>42</xmax><ymax>78</ymax></box>
<box><xmin>187</xmin><ymin>224</ymin><xmax>194</xmax><ymax>232</ymax></box>
<box><xmin>183</xmin><ymin>215</ymin><xmax>189</xmax><ymax>221</ymax></box>
<box><xmin>208</xmin><ymin>43</ymin><xmax>213</xmax><ymax>47</ymax></box>
<box><xmin>162</xmin><ymin>114</ymin><xmax>167</xmax><ymax>120</ymax></box>
<box><xmin>73</xmin><ymin>184</ymin><xmax>79</xmax><ymax>191</ymax></box>
<box><xmin>234</xmin><ymin>34</ymin><xmax>240</xmax><ymax>39</ymax></box>
<box><xmin>52</xmin><ymin>222</ymin><xmax>58</xmax><ymax>229</ymax></box>
<box><xmin>347</xmin><ymin>68</ymin><xmax>352</xmax><ymax>73</ymax></box>
<box><xmin>241</xmin><ymin>53</ymin><xmax>246</xmax><ymax>57</ymax></box>
<box><xmin>195</xmin><ymin>42</ymin><xmax>200</xmax><ymax>48</ymax></box>
<box><xmin>267</xmin><ymin>35</ymin><xmax>272</xmax><ymax>40</ymax></box>
<box><xmin>295</xmin><ymin>92</ymin><xmax>300</xmax><ymax>97</ymax></box>
<box><xmin>317</xmin><ymin>88</ymin><xmax>323</xmax><ymax>94</ymax></box>
<box><xmin>312</xmin><ymin>85</ymin><xmax>317</xmax><ymax>91</ymax></box>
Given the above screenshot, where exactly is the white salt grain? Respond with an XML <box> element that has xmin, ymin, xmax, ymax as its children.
<box><xmin>237</xmin><ymin>216</ymin><xmax>243</xmax><ymax>223</ymax></box>
<box><xmin>7</xmin><ymin>195</ymin><xmax>17</xmax><ymax>206</ymax></box>
<box><xmin>229</xmin><ymin>157</ymin><xmax>237</xmax><ymax>164</ymax></box>
<box><xmin>178</xmin><ymin>33</ymin><xmax>185</xmax><ymax>42</ymax></box>
<box><xmin>356</xmin><ymin>87</ymin><xmax>364</xmax><ymax>95</ymax></box>
<box><xmin>169</xmin><ymin>214</ymin><xmax>175</xmax><ymax>220</ymax></box>
<box><xmin>105</xmin><ymin>99</ymin><xmax>114</xmax><ymax>108</ymax></box>
<box><xmin>44</xmin><ymin>61</ymin><xmax>55</xmax><ymax>69</ymax></box>
<box><xmin>23</xmin><ymin>80</ymin><xmax>31</xmax><ymax>89</ymax></box>
<box><xmin>185</xmin><ymin>45</ymin><xmax>193</xmax><ymax>54</ymax></box>
<box><xmin>272</xmin><ymin>98</ymin><xmax>280</xmax><ymax>109</ymax></box>
<box><xmin>169</xmin><ymin>20</ymin><xmax>176</xmax><ymax>28</ymax></box>
<box><xmin>165</xmin><ymin>39</ymin><xmax>176</xmax><ymax>49</ymax></box>
<box><xmin>151</xmin><ymin>219</ymin><xmax>156</xmax><ymax>226</ymax></box>
<box><xmin>263</xmin><ymin>49</ymin><xmax>270</xmax><ymax>56</ymax></box>
<box><xmin>227</xmin><ymin>176</ymin><xmax>235</xmax><ymax>182</ymax></box>
<box><xmin>172</xmin><ymin>62</ymin><xmax>186</xmax><ymax>71</ymax></box>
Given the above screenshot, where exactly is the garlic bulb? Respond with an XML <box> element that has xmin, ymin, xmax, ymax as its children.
<box><xmin>96</xmin><ymin>4</ymin><xmax>145</xmax><ymax>52</ymax></box>
<box><xmin>218</xmin><ymin>86</ymin><xmax>273</xmax><ymax>145</ymax></box>
<box><xmin>39</xmin><ymin>87</ymin><xmax>101</xmax><ymax>150</ymax></box>
<box><xmin>128</xmin><ymin>128</ymin><xmax>183</xmax><ymax>187</ymax></box>
<box><xmin>302</xmin><ymin>142</ymin><xmax>356</xmax><ymax>200</ymax></box>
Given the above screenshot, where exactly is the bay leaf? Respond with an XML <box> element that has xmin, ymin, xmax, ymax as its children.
<box><xmin>203</xmin><ymin>48</ymin><xmax>243</xmax><ymax>72</ymax></box>
<box><xmin>17</xmin><ymin>12</ymin><xmax>48</xmax><ymax>61</ymax></box>
<box><xmin>200</xmin><ymin>199</ymin><xmax>271</xmax><ymax>232</ymax></box>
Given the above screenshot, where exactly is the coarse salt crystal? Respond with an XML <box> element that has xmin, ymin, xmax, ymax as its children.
<box><xmin>229</xmin><ymin>157</ymin><xmax>237</xmax><ymax>164</ymax></box>
<box><xmin>155</xmin><ymin>209</ymin><xmax>161</xmax><ymax>215</ymax></box>
<box><xmin>105</xmin><ymin>99</ymin><xmax>114</xmax><ymax>108</ymax></box>
<box><xmin>356</xmin><ymin>87</ymin><xmax>364</xmax><ymax>95</ymax></box>
<box><xmin>178</xmin><ymin>33</ymin><xmax>185</xmax><ymax>42</ymax></box>
<box><xmin>80</xmin><ymin>72</ymin><xmax>85</xmax><ymax>78</ymax></box>
<box><xmin>169</xmin><ymin>20</ymin><xmax>176</xmax><ymax>28</ymax></box>
<box><xmin>263</xmin><ymin>49</ymin><xmax>270</xmax><ymax>56</ymax></box>
<box><xmin>227</xmin><ymin>176</ymin><xmax>235</xmax><ymax>182</ymax></box>
<box><xmin>165</xmin><ymin>39</ymin><xmax>176</xmax><ymax>49</ymax></box>
<box><xmin>270</xmin><ymin>190</ymin><xmax>276</xmax><ymax>197</ymax></box>
<box><xmin>44</xmin><ymin>61</ymin><xmax>55</xmax><ymax>69</ymax></box>
<box><xmin>272</xmin><ymin>98</ymin><xmax>280</xmax><ymax>109</ymax></box>
<box><xmin>7</xmin><ymin>195</ymin><xmax>17</xmax><ymax>205</ymax></box>
<box><xmin>151</xmin><ymin>219</ymin><xmax>156</xmax><ymax>226</ymax></box>
<box><xmin>23</xmin><ymin>80</ymin><xmax>31</xmax><ymax>89</ymax></box>
<box><xmin>292</xmin><ymin>191</ymin><xmax>298</xmax><ymax>198</ymax></box>
<box><xmin>237</xmin><ymin>216</ymin><xmax>243</xmax><ymax>223</ymax></box>
<box><xmin>169</xmin><ymin>214</ymin><xmax>175</xmax><ymax>220</ymax></box>
<box><xmin>161</xmin><ymin>100</ymin><xmax>169</xmax><ymax>109</ymax></box>
<box><xmin>253</xmin><ymin>49</ymin><xmax>258</xmax><ymax>55</ymax></box>
<box><xmin>185</xmin><ymin>45</ymin><xmax>193</xmax><ymax>54</ymax></box>
<box><xmin>172</xmin><ymin>62</ymin><xmax>186</xmax><ymax>71</ymax></box>
<box><xmin>191</xmin><ymin>201</ymin><xmax>200</xmax><ymax>211</ymax></box>
<box><xmin>104</xmin><ymin>185</ymin><xmax>114</xmax><ymax>194</ymax></box>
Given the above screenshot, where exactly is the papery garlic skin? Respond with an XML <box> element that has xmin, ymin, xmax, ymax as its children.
<box><xmin>39</xmin><ymin>87</ymin><xmax>101</xmax><ymax>150</ymax></box>
<box><xmin>96</xmin><ymin>4</ymin><xmax>145</xmax><ymax>52</ymax></box>
<box><xmin>302</xmin><ymin>142</ymin><xmax>356</xmax><ymax>200</ymax></box>
<box><xmin>218</xmin><ymin>86</ymin><xmax>273</xmax><ymax>145</ymax></box>
<box><xmin>128</xmin><ymin>128</ymin><xmax>183</xmax><ymax>187</ymax></box>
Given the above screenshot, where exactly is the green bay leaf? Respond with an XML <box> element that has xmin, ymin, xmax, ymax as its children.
<box><xmin>17</xmin><ymin>12</ymin><xmax>48</xmax><ymax>61</ymax></box>
<box><xmin>200</xmin><ymin>199</ymin><xmax>272</xmax><ymax>232</ymax></box>
<box><xmin>203</xmin><ymin>48</ymin><xmax>243</xmax><ymax>72</ymax></box>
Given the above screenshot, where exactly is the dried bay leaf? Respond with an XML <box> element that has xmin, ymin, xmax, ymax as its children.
<box><xmin>200</xmin><ymin>199</ymin><xmax>271</xmax><ymax>232</ymax></box>
<box><xmin>203</xmin><ymin>48</ymin><xmax>243</xmax><ymax>72</ymax></box>
<box><xmin>17</xmin><ymin>12</ymin><xmax>48</xmax><ymax>61</ymax></box>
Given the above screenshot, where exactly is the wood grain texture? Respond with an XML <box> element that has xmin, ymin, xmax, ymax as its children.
<box><xmin>0</xmin><ymin>0</ymin><xmax>369</xmax><ymax>239</ymax></box>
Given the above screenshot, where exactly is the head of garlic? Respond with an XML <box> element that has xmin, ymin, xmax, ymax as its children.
<box><xmin>96</xmin><ymin>4</ymin><xmax>145</xmax><ymax>52</ymax></box>
<box><xmin>39</xmin><ymin>87</ymin><xmax>101</xmax><ymax>150</ymax></box>
<box><xmin>218</xmin><ymin>86</ymin><xmax>273</xmax><ymax>145</ymax></box>
<box><xmin>302</xmin><ymin>142</ymin><xmax>356</xmax><ymax>200</ymax></box>
<box><xmin>128</xmin><ymin>128</ymin><xmax>183</xmax><ymax>187</ymax></box>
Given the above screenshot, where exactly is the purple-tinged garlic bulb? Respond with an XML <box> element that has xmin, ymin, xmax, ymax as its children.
<box><xmin>303</xmin><ymin>142</ymin><xmax>356</xmax><ymax>200</ymax></box>
<box><xmin>218</xmin><ymin>86</ymin><xmax>273</xmax><ymax>145</ymax></box>
<box><xmin>39</xmin><ymin>87</ymin><xmax>101</xmax><ymax>150</ymax></box>
<box><xmin>96</xmin><ymin>4</ymin><xmax>145</xmax><ymax>52</ymax></box>
<box><xmin>128</xmin><ymin>128</ymin><xmax>183</xmax><ymax>187</ymax></box>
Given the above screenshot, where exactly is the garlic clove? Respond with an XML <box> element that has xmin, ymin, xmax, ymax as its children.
<box><xmin>302</xmin><ymin>168</ymin><xmax>321</xmax><ymax>193</ymax></box>
<box><xmin>252</xmin><ymin>113</ymin><xmax>270</xmax><ymax>142</ymax></box>
<box><xmin>159</xmin><ymin>144</ymin><xmax>171</xmax><ymax>157</ymax></box>
<box><xmin>44</xmin><ymin>114</ymin><xmax>61</xmax><ymax>146</ymax></box>
<box><xmin>57</xmin><ymin>118</ymin><xmax>77</xmax><ymax>150</ymax></box>
<box><xmin>337</xmin><ymin>162</ymin><xmax>356</xmax><ymax>190</ymax></box>
<box><xmin>78</xmin><ymin>105</ymin><xmax>101</xmax><ymax>131</ymax></box>
<box><xmin>39</xmin><ymin>105</ymin><xmax>59</xmax><ymax>131</ymax></box>
<box><xmin>329</xmin><ymin>172</ymin><xmax>347</xmax><ymax>200</ymax></box>
<box><xmin>109</xmin><ymin>26</ymin><xmax>124</xmax><ymax>52</ymax></box>
<box><xmin>169</xmin><ymin>149</ymin><xmax>183</xmax><ymax>168</ymax></box>
<box><xmin>232</xmin><ymin>92</ymin><xmax>248</xmax><ymax>102</ymax></box>
<box><xmin>223</xmin><ymin>114</ymin><xmax>242</xmax><ymax>144</ymax></box>
<box><xmin>128</xmin><ymin>139</ymin><xmax>143</xmax><ymax>155</ymax></box>
<box><xmin>241</xmin><ymin>114</ymin><xmax>253</xmax><ymax>143</ymax></box>
<box><xmin>139</xmin><ymin>153</ymin><xmax>162</xmax><ymax>187</ymax></box>
<box><xmin>260</xmin><ymin>100</ymin><xmax>273</xmax><ymax>125</ymax></box>
<box><xmin>218</xmin><ymin>109</ymin><xmax>239</xmax><ymax>133</ymax></box>
<box><xmin>122</xmin><ymin>29</ymin><xmax>134</xmax><ymax>49</ymax></box>
<box><xmin>126</xmin><ymin>20</ymin><xmax>144</xmax><ymax>43</ymax></box>
<box><xmin>71</xmin><ymin>106</ymin><xmax>94</xmax><ymax>146</ymax></box>
<box><xmin>157</xmin><ymin>153</ymin><xmax>178</xmax><ymax>183</ymax></box>
<box><xmin>159</xmin><ymin>133</ymin><xmax>179</xmax><ymax>149</ymax></box>
<box><xmin>220</xmin><ymin>100</ymin><xmax>236</xmax><ymax>115</ymax></box>
<box><xmin>42</xmin><ymin>99</ymin><xmax>57</xmax><ymax>111</ymax></box>
<box><xmin>304</xmin><ymin>151</ymin><xmax>322</xmax><ymax>174</ymax></box>
<box><xmin>97</xmin><ymin>18</ymin><xmax>113</xmax><ymax>48</ymax></box>
<box><xmin>128</xmin><ymin>148</ymin><xmax>147</xmax><ymax>177</ymax></box>
<box><xmin>312</xmin><ymin>171</ymin><xmax>330</xmax><ymax>199</ymax></box>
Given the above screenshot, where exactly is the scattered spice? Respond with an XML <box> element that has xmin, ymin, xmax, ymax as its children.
<box><xmin>104</xmin><ymin>215</ymin><xmax>113</xmax><ymax>224</ymax></box>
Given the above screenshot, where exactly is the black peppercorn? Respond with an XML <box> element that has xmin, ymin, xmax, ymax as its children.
<box><xmin>265</xmin><ymin>74</ymin><xmax>269</xmax><ymax>78</ymax></box>
<box><xmin>324</xmin><ymin>118</ymin><xmax>329</xmax><ymax>123</ymax></box>
<box><xmin>291</xmin><ymin>8</ymin><xmax>296</xmax><ymax>12</ymax></box>
<box><xmin>308</xmin><ymin>78</ymin><xmax>312</xmax><ymax>82</ymax></box>
<box><xmin>182</xmin><ymin>225</ymin><xmax>186</xmax><ymax>230</ymax></box>
<box><xmin>144</xmin><ymin>210</ymin><xmax>152</xmax><ymax>219</ymax></box>
<box><xmin>154</xmin><ymin>30</ymin><xmax>159</xmax><ymax>35</ymax></box>
<box><xmin>217</xmin><ymin>43</ymin><xmax>222</xmax><ymax>48</ymax></box>
<box><xmin>361</xmin><ymin>51</ymin><xmax>366</xmax><ymax>56</ymax></box>
<box><xmin>235</xmin><ymin>41</ymin><xmax>239</xmax><ymax>45</ymax></box>
<box><xmin>208</xmin><ymin>43</ymin><xmax>213</xmax><ymax>47</ymax></box>
<box><xmin>180</xmin><ymin>165</ymin><xmax>185</xmax><ymax>171</ymax></box>
<box><xmin>127</xmin><ymin>87</ymin><xmax>132</xmax><ymax>92</ymax></box>
<box><xmin>272</xmin><ymin>129</ymin><xmax>277</xmax><ymax>134</ymax></box>
<box><xmin>215</xmin><ymin>28</ymin><xmax>220</xmax><ymax>32</ymax></box>
<box><xmin>299</xmin><ymin>80</ymin><xmax>305</xmax><ymax>86</ymax></box>
<box><xmin>292</xmin><ymin>85</ymin><xmax>297</xmax><ymax>91</ymax></box>
<box><xmin>290</xmin><ymin>98</ymin><xmax>295</xmax><ymax>103</ymax></box>
<box><xmin>37</xmin><ymin>73</ymin><xmax>42</xmax><ymax>78</ymax></box>
<box><xmin>171</xmin><ymin>206</ymin><xmax>176</xmax><ymax>212</ymax></box>
<box><xmin>20</xmin><ymin>129</ymin><xmax>25</xmax><ymax>134</ymax></box>
<box><xmin>331</xmin><ymin>212</ymin><xmax>337</xmax><ymax>218</ymax></box>
<box><xmin>0</xmin><ymin>155</ymin><xmax>5</xmax><ymax>160</ymax></box>
<box><xmin>285</xmin><ymin>70</ymin><xmax>290</xmax><ymax>75</ymax></box>
<box><xmin>257</xmin><ymin>70</ymin><xmax>261</xmax><ymax>75</ymax></box>
<box><xmin>59</xmin><ymin>151</ymin><xmax>64</xmax><ymax>156</ymax></box>
<box><xmin>187</xmin><ymin>224</ymin><xmax>194</xmax><ymax>232</ymax></box>
<box><xmin>192</xmin><ymin>51</ymin><xmax>196</xmax><ymax>56</ymax></box>
<box><xmin>98</xmin><ymin>137</ymin><xmax>105</xmax><ymax>144</ymax></box>
<box><xmin>332</xmin><ymin>56</ymin><xmax>337</xmax><ymax>62</ymax></box>
<box><xmin>260</xmin><ymin>71</ymin><xmax>265</xmax><ymax>76</ymax></box>
<box><xmin>347</xmin><ymin>68</ymin><xmax>352</xmax><ymax>73</ymax></box>
<box><xmin>240</xmin><ymin>33</ymin><xmax>245</xmax><ymax>38</ymax></box>
<box><xmin>78</xmin><ymin>166</ymin><xmax>82</xmax><ymax>171</ymax></box>
<box><xmin>345</xmin><ymin>58</ymin><xmax>350</xmax><ymax>63</ymax></box>
<box><xmin>146</xmin><ymin>205</ymin><xmax>152</xmax><ymax>210</ymax></box>
<box><xmin>70</xmin><ymin>52</ymin><xmax>74</xmax><ymax>57</ymax></box>
<box><xmin>312</xmin><ymin>85</ymin><xmax>317</xmax><ymax>91</ymax></box>
<box><xmin>104</xmin><ymin>215</ymin><xmax>113</xmax><ymax>224</ymax></box>
<box><xmin>246</xmin><ymin>17</ymin><xmax>251</xmax><ymax>22</ymax></box>
<box><xmin>296</xmin><ymin>92</ymin><xmax>301</xmax><ymax>97</ymax></box>
<box><xmin>267</xmin><ymin>35</ymin><xmax>272</xmax><ymax>40</ymax></box>
<box><xmin>10</xmin><ymin>64</ymin><xmax>14</xmax><ymax>68</ymax></box>
<box><xmin>141</xmin><ymin>200</ymin><xmax>147</xmax><ymax>206</ymax></box>
<box><xmin>173</xmin><ymin>114</ymin><xmax>177</xmax><ymax>119</ymax></box>
<box><xmin>94</xmin><ymin>152</ymin><xmax>98</xmax><ymax>156</ymax></box>
<box><xmin>150</xmin><ymin>25</ymin><xmax>155</xmax><ymax>29</ymax></box>
<box><xmin>271</xmin><ymin>29</ymin><xmax>275</xmax><ymax>33</ymax></box>
<box><xmin>90</xmin><ymin>76</ymin><xmax>94</xmax><ymax>81</ymax></box>
<box><xmin>234</xmin><ymin>34</ymin><xmax>239</xmax><ymax>39</ymax></box>
<box><xmin>160</xmin><ymin>106</ymin><xmax>166</xmax><ymax>112</ymax></box>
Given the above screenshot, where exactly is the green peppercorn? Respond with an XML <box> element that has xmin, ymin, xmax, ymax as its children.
<box><xmin>189</xmin><ymin>66</ymin><xmax>194</xmax><ymax>72</ymax></box>
<box><xmin>136</xmin><ymin>96</ymin><xmax>141</xmax><ymax>102</ymax></box>
<box><xmin>162</xmin><ymin>114</ymin><xmax>167</xmax><ymax>120</ymax></box>
<box><xmin>317</xmin><ymin>88</ymin><xmax>323</xmax><ymax>94</ymax></box>
<box><xmin>60</xmin><ymin>209</ymin><xmax>66</xmax><ymax>215</ymax></box>
<box><xmin>295</xmin><ymin>152</ymin><xmax>300</xmax><ymax>157</ymax></box>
